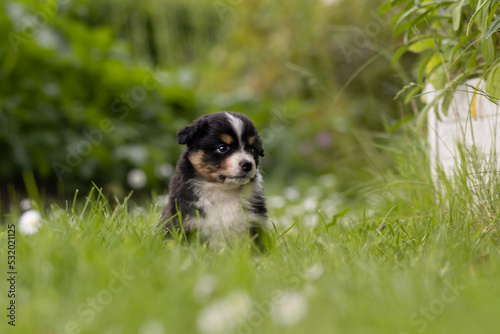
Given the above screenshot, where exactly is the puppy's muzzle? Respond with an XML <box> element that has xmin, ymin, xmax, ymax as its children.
<box><xmin>240</xmin><ymin>160</ymin><xmax>253</xmax><ymax>173</ymax></box>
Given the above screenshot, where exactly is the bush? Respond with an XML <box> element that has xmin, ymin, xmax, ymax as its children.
<box><xmin>0</xmin><ymin>1</ymin><xmax>202</xmax><ymax>196</ymax></box>
<box><xmin>1</xmin><ymin>0</ymin><xmax>408</xmax><ymax>197</ymax></box>
<box><xmin>385</xmin><ymin>0</ymin><xmax>500</xmax><ymax>112</ymax></box>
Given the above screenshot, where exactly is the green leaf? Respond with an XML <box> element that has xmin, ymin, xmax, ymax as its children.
<box><xmin>426</xmin><ymin>54</ymin><xmax>442</xmax><ymax>74</ymax></box>
<box><xmin>466</xmin><ymin>49</ymin><xmax>478</xmax><ymax>70</ymax></box>
<box><xmin>481</xmin><ymin>34</ymin><xmax>495</xmax><ymax>64</ymax></box>
<box><xmin>403</xmin><ymin>86</ymin><xmax>422</xmax><ymax>104</ymax></box>
<box><xmin>392</xmin><ymin>45</ymin><xmax>409</xmax><ymax>65</ymax></box>
<box><xmin>486</xmin><ymin>2</ymin><xmax>500</xmax><ymax>27</ymax></box>
<box><xmin>408</xmin><ymin>38</ymin><xmax>437</xmax><ymax>53</ymax></box>
<box><xmin>477</xmin><ymin>0</ymin><xmax>490</xmax><ymax>31</ymax></box>
<box><xmin>394</xmin><ymin>82</ymin><xmax>417</xmax><ymax>100</ymax></box>
<box><xmin>448</xmin><ymin>34</ymin><xmax>476</xmax><ymax>67</ymax></box>
<box><xmin>452</xmin><ymin>0</ymin><xmax>465</xmax><ymax>31</ymax></box>
<box><xmin>392</xmin><ymin>6</ymin><xmax>419</xmax><ymax>35</ymax></box>
<box><xmin>379</xmin><ymin>0</ymin><xmax>407</xmax><ymax>14</ymax></box>
<box><xmin>325</xmin><ymin>209</ymin><xmax>350</xmax><ymax>228</ymax></box>
<box><xmin>417</xmin><ymin>53</ymin><xmax>434</xmax><ymax>83</ymax></box>
<box><xmin>467</xmin><ymin>0</ymin><xmax>492</xmax><ymax>35</ymax></box>
<box><xmin>428</xmin><ymin>66</ymin><xmax>447</xmax><ymax>91</ymax></box>
<box><xmin>378</xmin><ymin>1</ymin><xmax>395</xmax><ymax>15</ymax></box>
<box><xmin>486</xmin><ymin>64</ymin><xmax>500</xmax><ymax>99</ymax></box>
<box><xmin>484</xmin><ymin>15</ymin><xmax>500</xmax><ymax>39</ymax></box>
<box><xmin>393</xmin><ymin>7</ymin><xmax>436</xmax><ymax>36</ymax></box>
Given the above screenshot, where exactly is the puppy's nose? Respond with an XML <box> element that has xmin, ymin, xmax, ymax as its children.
<box><xmin>240</xmin><ymin>160</ymin><xmax>253</xmax><ymax>172</ymax></box>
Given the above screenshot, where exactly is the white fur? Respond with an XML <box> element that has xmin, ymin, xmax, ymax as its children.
<box><xmin>190</xmin><ymin>172</ymin><xmax>265</xmax><ymax>243</ymax></box>
<box><xmin>225</xmin><ymin>112</ymin><xmax>244</xmax><ymax>147</ymax></box>
<box><xmin>224</xmin><ymin>151</ymin><xmax>256</xmax><ymax>184</ymax></box>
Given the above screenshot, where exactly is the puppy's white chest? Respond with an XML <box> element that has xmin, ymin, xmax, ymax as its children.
<box><xmin>194</xmin><ymin>182</ymin><xmax>254</xmax><ymax>241</ymax></box>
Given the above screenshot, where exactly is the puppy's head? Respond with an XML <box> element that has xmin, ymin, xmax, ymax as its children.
<box><xmin>178</xmin><ymin>111</ymin><xmax>264</xmax><ymax>186</ymax></box>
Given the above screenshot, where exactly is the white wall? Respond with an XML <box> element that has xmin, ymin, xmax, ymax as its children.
<box><xmin>426</xmin><ymin>78</ymin><xmax>500</xmax><ymax>186</ymax></box>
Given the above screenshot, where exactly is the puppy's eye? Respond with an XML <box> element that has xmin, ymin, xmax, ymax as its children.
<box><xmin>248</xmin><ymin>146</ymin><xmax>257</xmax><ymax>155</ymax></box>
<box><xmin>217</xmin><ymin>144</ymin><xmax>229</xmax><ymax>154</ymax></box>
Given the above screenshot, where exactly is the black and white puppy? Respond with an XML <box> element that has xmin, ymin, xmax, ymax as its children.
<box><xmin>160</xmin><ymin>111</ymin><xmax>268</xmax><ymax>245</ymax></box>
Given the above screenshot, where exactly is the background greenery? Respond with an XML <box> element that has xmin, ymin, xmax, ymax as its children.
<box><xmin>1</xmin><ymin>1</ymin><xmax>500</xmax><ymax>334</ymax></box>
<box><xmin>0</xmin><ymin>0</ymin><xmax>409</xmax><ymax>199</ymax></box>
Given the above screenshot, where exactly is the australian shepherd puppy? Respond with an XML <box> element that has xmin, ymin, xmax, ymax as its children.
<box><xmin>160</xmin><ymin>111</ymin><xmax>268</xmax><ymax>245</ymax></box>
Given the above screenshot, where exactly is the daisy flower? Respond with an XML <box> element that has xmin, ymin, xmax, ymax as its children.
<box><xmin>19</xmin><ymin>209</ymin><xmax>41</xmax><ymax>235</ymax></box>
<box><xmin>271</xmin><ymin>291</ymin><xmax>308</xmax><ymax>326</ymax></box>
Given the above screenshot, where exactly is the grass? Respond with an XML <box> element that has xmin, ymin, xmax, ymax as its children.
<box><xmin>1</xmin><ymin>129</ymin><xmax>500</xmax><ymax>334</ymax></box>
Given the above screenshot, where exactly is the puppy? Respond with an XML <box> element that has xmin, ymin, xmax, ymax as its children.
<box><xmin>160</xmin><ymin>111</ymin><xmax>268</xmax><ymax>245</ymax></box>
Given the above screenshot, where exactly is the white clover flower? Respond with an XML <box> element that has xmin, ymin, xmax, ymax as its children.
<box><xmin>138</xmin><ymin>320</ymin><xmax>165</xmax><ymax>334</ymax></box>
<box><xmin>439</xmin><ymin>261</ymin><xmax>450</xmax><ymax>277</ymax></box>
<box><xmin>271</xmin><ymin>291</ymin><xmax>308</xmax><ymax>326</ymax></box>
<box><xmin>284</xmin><ymin>187</ymin><xmax>300</xmax><ymax>201</ymax></box>
<box><xmin>320</xmin><ymin>0</ymin><xmax>341</xmax><ymax>6</ymax></box>
<box><xmin>225</xmin><ymin>290</ymin><xmax>253</xmax><ymax>320</ymax></box>
<box><xmin>156</xmin><ymin>195</ymin><xmax>169</xmax><ymax>207</ymax></box>
<box><xmin>303</xmin><ymin>197</ymin><xmax>318</xmax><ymax>211</ymax></box>
<box><xmin>268</xmin><ymin>195</ymin><xmax>286</xmax><ymax>209</ymax></box>
<box><xmin>303</xmin><ymin>283</ymin><xmax>317</xmax><ymax>297</ymax></box>
<box><xmin>155</xmin><ymin>163</ymin><xmax>174</xmax><ymax>179</ymax></box>
<box><xmin>194</xmin><ymin>274</ymin><xmax>218</xmax><ymax>302</ymax></box>
<box><xmin>19</xmin><ymin>198</ymin><xmax>32</xmax><ymax>211</ymax></box>
<box><xmin>127</xmin><ymin>169</ymin><xmax>147</xmax><ymax>189</ymax></box>
<box><xmin>318</xmin><ymin>174</ymin><xmax>337</xmax><ymax>188</ymax></box>
<box><xmin>19</xmin><ymin>210</ymin><xmax>41</xmax><ymax>235</ymax></box>
<box><xmin>197</xmin><ymin>290</ymin><xmax>252</xmax><ymax>334</ymax></box>
<box><xmin>303</xmin><ymin>263</ymin><xmax>324</xmax><ymax>281</ymax></box>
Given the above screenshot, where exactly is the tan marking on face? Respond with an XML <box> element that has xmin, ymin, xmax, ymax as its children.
<box><xmin>220</xmin><ymin>134</ymin><xmax>234</xmax><ymax>145</ymax></box>
<box><xmin>220</xmin><ymin>156</ymin><xmax>232</xmax><ymax>175</ymax></box>
<box><xmin>188</xmin><ymin>151</ymin><xmax>222</xmax><ymax>182</ymax></box>
<box><xmin>248</xmin><ymin>136</ymin><xmax>256</xmax><ymax>145</ymax></box>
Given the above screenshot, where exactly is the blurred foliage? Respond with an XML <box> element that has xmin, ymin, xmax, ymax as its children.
<box><xmin>385</xmin><ymin>0</ymin><xmax>500</xmax><ymax>119</ymax></box>
<box><xmin>0</xmin><ymin>0</ymin><xmax>411</xmax><ymax>198</ymax></box>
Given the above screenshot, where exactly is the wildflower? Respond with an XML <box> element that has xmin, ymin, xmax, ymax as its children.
<box><xmin>271</xmin><ymin>291</ymin><xmax>308</xmax><ymax>326</ymax></box>
<box><xmin>155</xmin><ymin>163</ymin><xmax>174</xmax><ymax>179</ymax></box>
<box><xmin>197</xmin><ymin>290</ymin><xmax>252</xmax><ymax>334</ymax></box>
<box><xmin>19</xmin><ymin>198</ymin><xmax>32</xmax><ymax>211</ymax></box>
<box><xmin>320</xmin><ymin>0</ymin><xmax>341</xmax><ymax>6</ymax></box>
<box><xmin>303</xmin><ymin>197</ymin><xmax>318</xmax><ymax>211</ymax></box>
<box><xmin>284</xmin><ymin>187</ymin><xmax>300</xmax><ymax>201</ymax></box>
<box><xmin>156</xmin><ymin>195</ymin><xmax>169</xmax><ymax>207</ymax></box>
<box><xmin>138</xmin><ymin>320</ymin><xmax>165</xmax><ymax>334</ymax></box>
<box><xmin>19</xmin><ymin>210</ymin><xmax>41</xmax><ymax>235</ymax></box>
<box><xmin>268</xmin><ymin>196</ymin><xmax>286</xmax><ymax>209</ymax></box>
<box><xmin>194</xmin><ymin>275</ymin><xmax>218</xmax><ymax>302</ymax></box>
<box><xmin>318</xmin><ymin>174</ymin><xmax>337</xmax><ymax>188</ymax></box>
<box><xmin>127</xmin><ymin>169</ymin><xmax>147</xmax><ymax>189</ymax></box>
<box><xmin>303</xmin><ymin>283</ymin><xmax>317</xmax><ymax>297</ymax></box>
<box><xmin>439</xmin><ymin>261</ymin><xmax>450</xmax><ymax>277</ymax></box>
<box><xmin>303</xmin><ymin>263</ymin><xmax>324</xmax><ymax>281</ymax></box>
<box><xmin>316</xmin><ymin>131</ymin><xmax>333</xmax><ymax>149</ymax></box>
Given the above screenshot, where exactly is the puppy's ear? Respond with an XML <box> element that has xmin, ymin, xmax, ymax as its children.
<box><xmin>255</xmin><ymin>135</ymin><xmax>265</xmax><ymax>157</ymax></box>
<box><xmin>177</xmin><ymin>120</ymin><xmax>206</xmax><ymax>145</ymax></box>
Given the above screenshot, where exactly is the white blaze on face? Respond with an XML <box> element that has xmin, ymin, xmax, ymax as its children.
<box><xmin>225</xmin><ymin>112</ymin><xmax>244</xmax><ymax>147</ymax></box>
<box><xmin>223</xmin><ymin>112</ymin><xmax>256</xmax><ymax>184</ymax></box>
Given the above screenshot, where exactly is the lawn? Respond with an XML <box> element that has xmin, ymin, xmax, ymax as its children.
<box><xmin>2</xmin><ymin>133</ymin><xmax>500</xmax><ymax>334</ymax></box>
<box><xmin>1</xmin><ymin>0</ymin><xmax>500</xmax><ymax>333</ymax></box>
